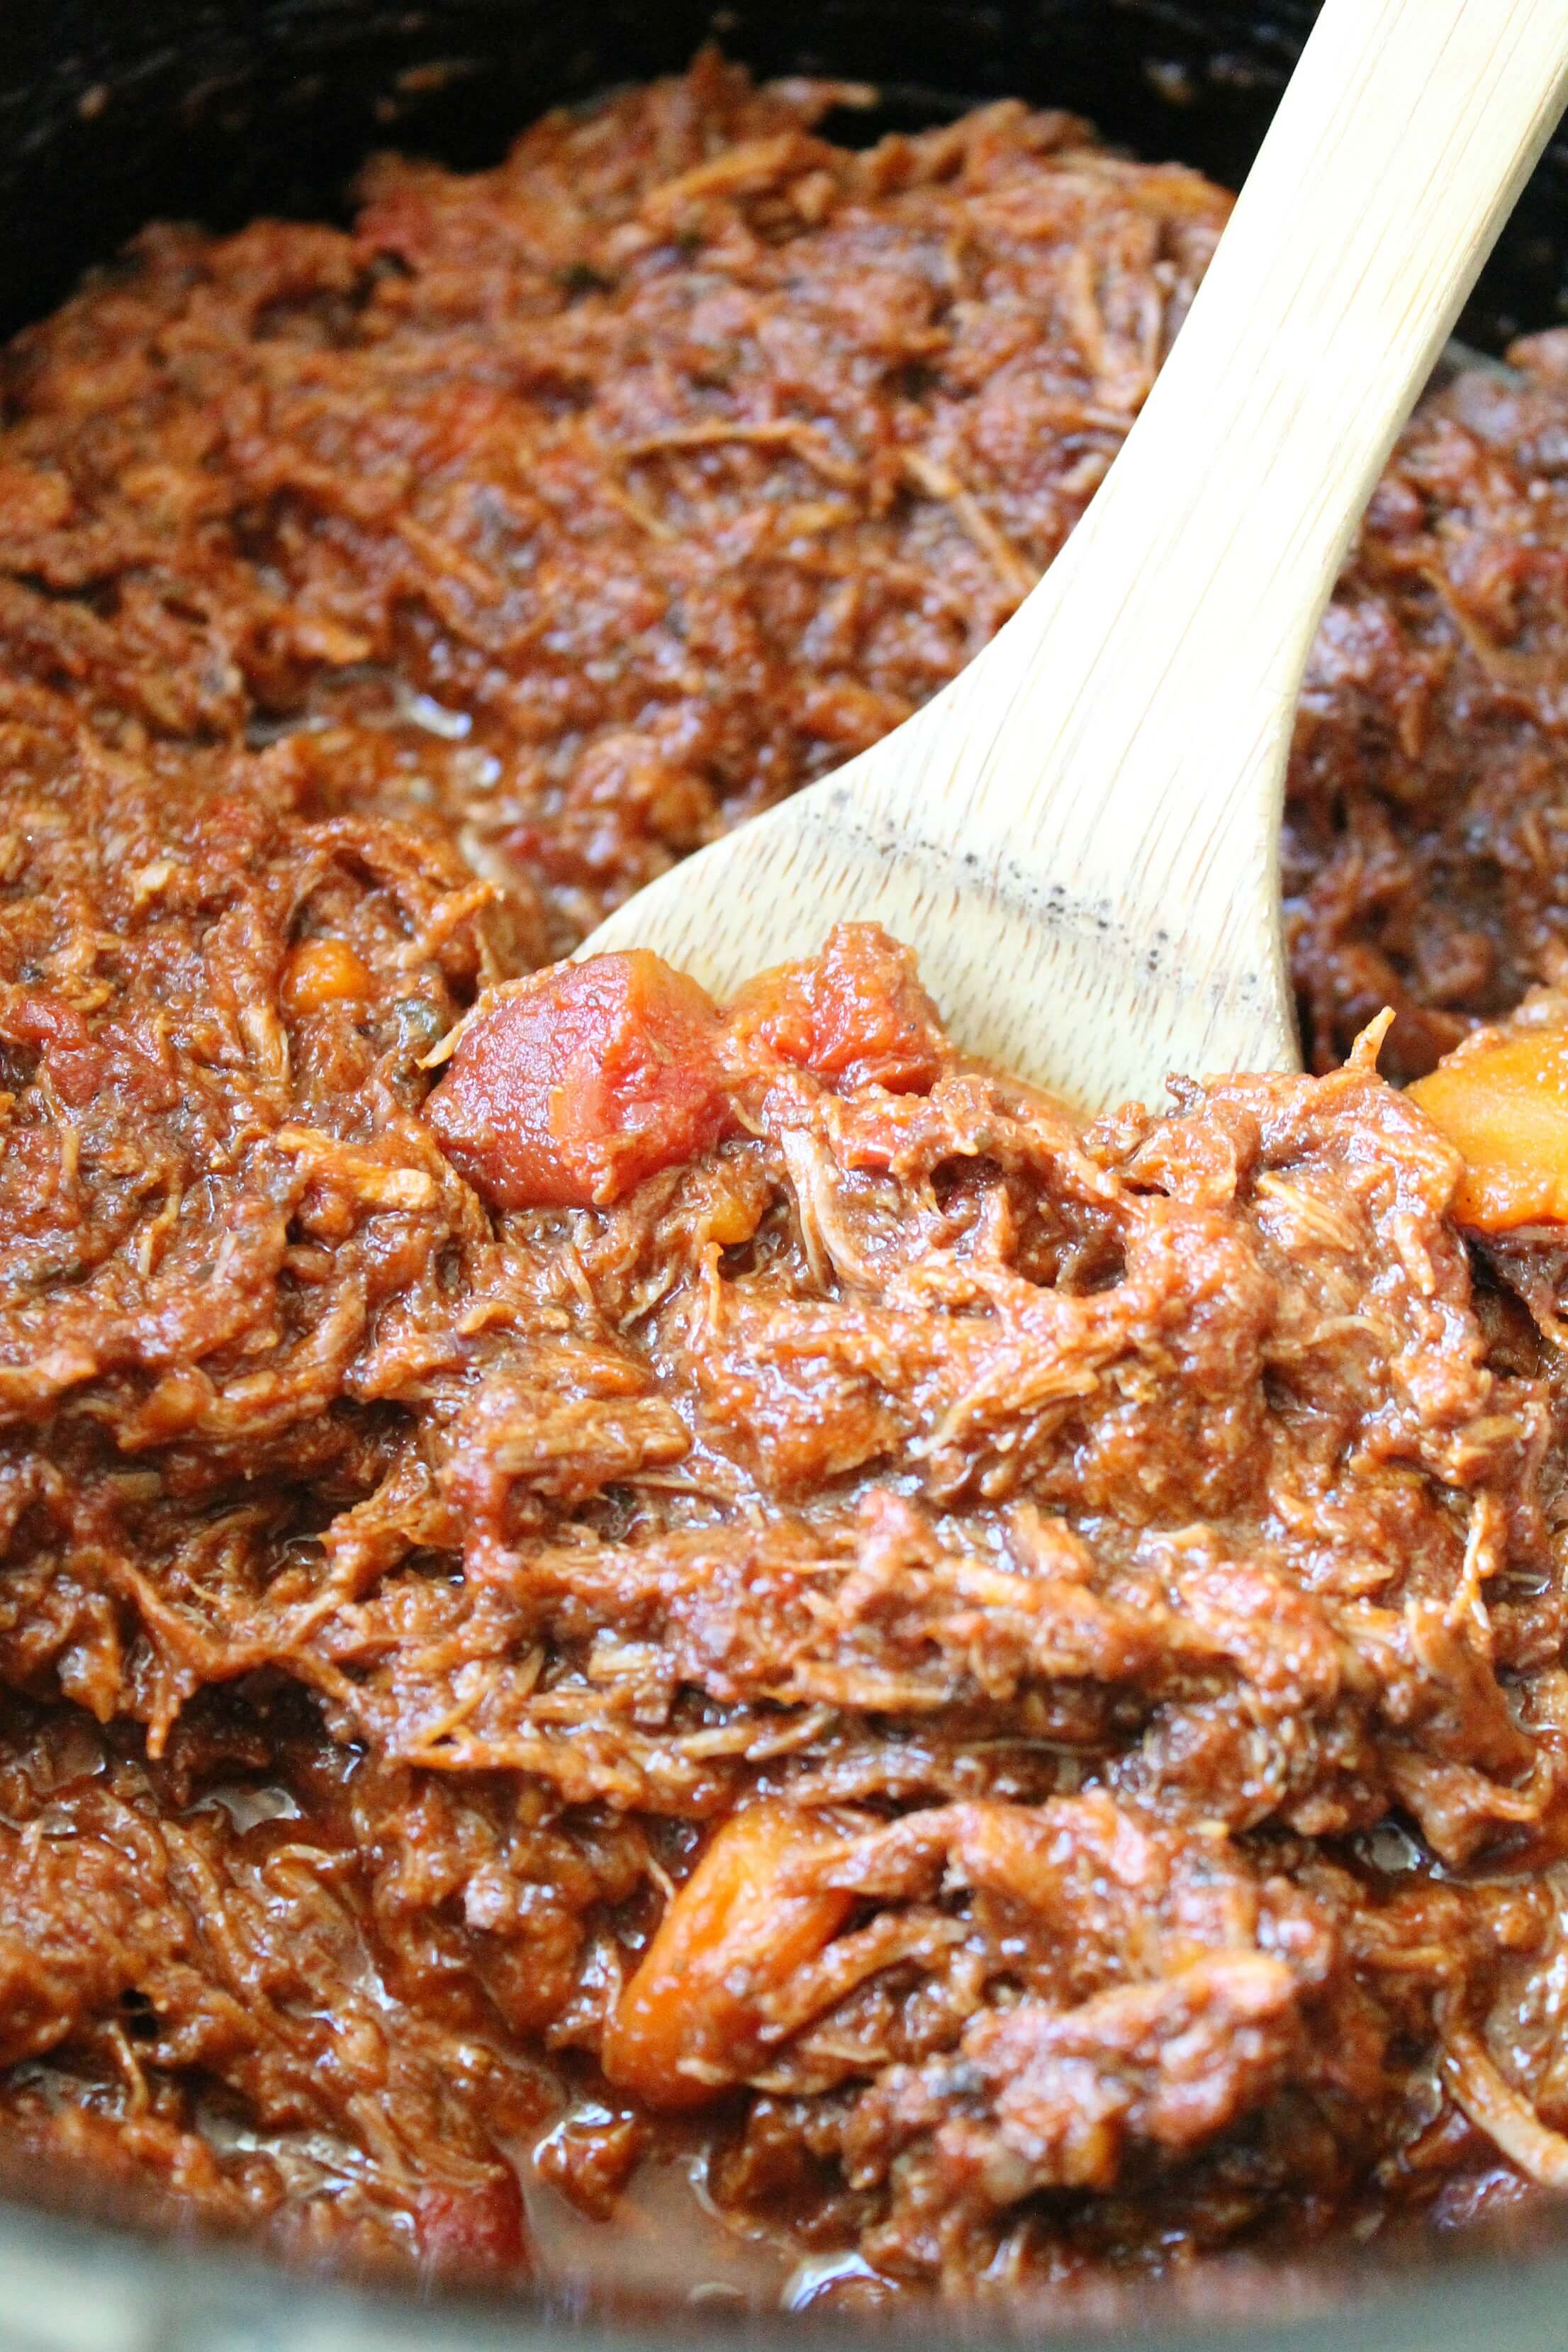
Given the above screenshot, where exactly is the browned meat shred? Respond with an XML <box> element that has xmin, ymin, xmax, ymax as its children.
<box><xmin>1288</xmin><ymin>335</ymin><xmax>1568</xmax><ymax>1080</ymax></box>
<box><xmin>6</xmin><ymin>47</ymin><xmax>1568</xmax><ymax>2306</ymax></box>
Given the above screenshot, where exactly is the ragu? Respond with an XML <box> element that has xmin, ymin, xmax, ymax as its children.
<box><xmin>14</xmin><ymin>39</ymin><xmax>1568</xmax><ymax>2305</ymax></box>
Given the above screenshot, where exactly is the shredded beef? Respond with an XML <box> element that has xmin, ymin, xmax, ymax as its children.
<box><xmin>6</xmin><ymin>48</ymin><xmax>1568</xmax><ymax>2309</ymax></box>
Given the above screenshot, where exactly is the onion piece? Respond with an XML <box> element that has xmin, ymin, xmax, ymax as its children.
<box><xmin>1440</xmin><ymin>2010</ymin><xmax>1568</xmax><ymax>2188</ymax></box>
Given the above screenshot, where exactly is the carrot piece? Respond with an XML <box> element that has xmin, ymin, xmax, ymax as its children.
<box><xmin>601</xmin><ymin>1803</ymin><xmax>853</xmax><ymax>2111</ymax></box>
<box><xmin>426</xmin><ymin>951</ymin><xmax>732</xmax><ymax>1211</ymax></box>
<box><xmin>281</xmin><ymin>937</ymin><xmax>372</xmax><ymax>1016</ymax></box>
<box><xmin>1409</xmin><ymin>1014</ymin><xmax>1568</xmax><ymax>1231</ymax></box>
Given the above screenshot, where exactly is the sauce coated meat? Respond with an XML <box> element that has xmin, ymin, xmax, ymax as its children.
<box><xmin>9</xmin><ymin>50</ymin><xmax>1568</xmax><ymax>2307</ymax></box>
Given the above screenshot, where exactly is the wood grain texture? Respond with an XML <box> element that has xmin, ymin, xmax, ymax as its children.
<box><xmin>583</xmin><ymin>0</ymin><xmax>1568</xmax><ymax>1110</ymax></box>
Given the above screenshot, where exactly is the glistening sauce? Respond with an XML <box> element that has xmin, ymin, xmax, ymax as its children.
<box><xmin>7</xmin><ymin>47</ymin><xmax>1568</xmax><ymax>2309</ymax></box>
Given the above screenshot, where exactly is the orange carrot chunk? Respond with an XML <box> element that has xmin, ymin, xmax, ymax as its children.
<box><xmin>426</xmin><ymin>951</ymin><xmax>732</xmax><ymax>1211</ymax></box>
<box><xmin>281</xmin><ymin>937</ymin><xmax>372</xmax><ymax>1017</ymax></box>
<box><xmin>1409</xmin><ymin>1013</ymin><xmax>1568</xmax><ymax>1231</ymax></box>
<box><xmin>601</xmin><ymin>1803</ymin><xmax>854</xmax><ymax>2111</ymax></box>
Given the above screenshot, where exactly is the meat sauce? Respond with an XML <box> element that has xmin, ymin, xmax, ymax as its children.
<box><xmin>9</xmin><ymin>47</ymin><xmax>1568</xmax><ymax>2310</ymax></box>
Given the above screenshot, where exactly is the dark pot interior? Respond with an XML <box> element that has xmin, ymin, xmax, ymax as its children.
<box><xmin>3</xmin><ymin>2</ymin><xmax>1568</xmax><ymax>2346</ymax></box>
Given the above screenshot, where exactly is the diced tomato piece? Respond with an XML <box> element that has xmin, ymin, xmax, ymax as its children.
<box><xmin>1409</xmin><ymin>1012</ymin><xmax>1568</xmax><ymax>1230</ymax></box>
<box><xmin>426</xmin><ymin>951</ymin><xmax>733</xmax><ymax>1210</ymax></box>
<box><xmin>414</xmin><ymin>2168</ymin><xmax>529</xmax><ymax>2278</ymax></box>
<box><xmin>601</xmin><ymin>1802</ymin><xmax>854</xmax><ymax>2111</ymax></box>
<box><xmin>1</xmin><ymin>994</ymin><xmax>106</xmax><ymax>1108</ymax></box>
<box><xmin>0</xmin><ymin>992</ymin><xmax>175</xmax><ymax>1112</ymax></box>
<box><xmin>725</xmin><ymin>923</ymin><xmax>946</xmax><ymax>1094</ymax></box>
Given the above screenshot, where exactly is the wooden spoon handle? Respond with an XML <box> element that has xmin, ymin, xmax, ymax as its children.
<box><xmin>905</xmin><ymin>0</ymin><xmax>1568</xmax><ymax>1096</ymax></box>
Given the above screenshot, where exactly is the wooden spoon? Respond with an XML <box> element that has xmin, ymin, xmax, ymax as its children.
<box><xmin>583</xmin><ymin>0</ymin><xmax>1568</xmax><ymax>1111</ymax></box>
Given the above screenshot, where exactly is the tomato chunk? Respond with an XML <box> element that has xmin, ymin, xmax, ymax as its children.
<box><xmin>413</xmin><ymin>2168</ymin><xmax>528</xmax><ymax>2278</ymax></box>
<box><xmin>426</xmin><ymin>951</ymin><xmax>732</xmax><ymax>1210</ymax></box>
<box><xmin>602</xmin><ymin>1803</ymin><xmax>853</xmax><ymax>2110</ymax></box>
<box><xmin>0</xmin><ymin>992</ymin><xmax>174</xmax><ymax>1113</ymax></box>
<box><xmin>726</xmin><ymin>922</ymin><xmax>946</xmax><ymax>1094</ymax></box>
<box><xmin>1409</xmin><ymin>1012</ymin><xmax>1568</xmax><ymax>1230</ymax></box>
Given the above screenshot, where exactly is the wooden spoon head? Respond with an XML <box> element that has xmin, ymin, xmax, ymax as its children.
<box><xmin>578</xmin><ymin>676</ymin><xmax>1299</xmax><ymax>1114</ymax></box>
